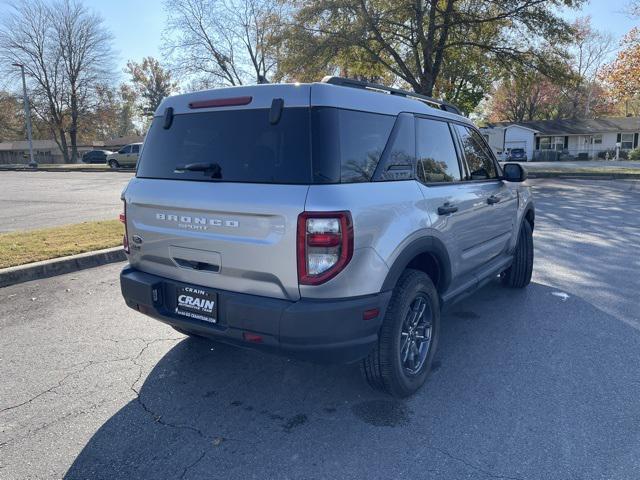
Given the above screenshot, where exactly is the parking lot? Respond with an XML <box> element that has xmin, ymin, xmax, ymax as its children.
<box><xmin>0</xmin><ymin>171</ymin><xmax>132</xmax><ymax>232</ymax></box>
<box><xmin>1</xmin><ymin>178</ymin><xmax>639</xmax><ymax>479</ymax></box>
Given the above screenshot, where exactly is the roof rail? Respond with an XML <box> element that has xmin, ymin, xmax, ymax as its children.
<box><xmin>321</xmin><ymin>76</ymin><xmax>462</xmax><ymax>116</ymax></box>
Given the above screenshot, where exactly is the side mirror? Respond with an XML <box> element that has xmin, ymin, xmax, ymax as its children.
<box><xmin>502</xmin><ymin>162</ymin><xmax>527</xmax><ymax>182</ymax></box>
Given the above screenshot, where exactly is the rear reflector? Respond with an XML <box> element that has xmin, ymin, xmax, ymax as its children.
<box><xmin>189</xmin><ymin>96</ymin><xmax>252</xmax><ymax>109</ymax></box>
<box><xmin>243</xmin><ymin>332</ymin><xmax>263</xmax><ymax>343</ymax></box>
<box><xmin>363</xmin><ymin>308</ymin><xmax>379</xmax><ymax>320</ymax></box>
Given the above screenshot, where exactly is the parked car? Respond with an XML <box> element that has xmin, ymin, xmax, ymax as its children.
<box><xmin>507</xmin><ymin>148</ymin><xmax>527</xmax><ymax>161</ymax></box>
<box><xmin>81</xmin><ymin>149</ymin><xmax>112</xmax><ymax>164</ymax></box>
<box><xmin>119</xmin><ymin>77</ymin><xmax>534</xmax><ymax>397</ymax></box>
<box><xmin>106</xmin><ymin>143</ymin><xmax>142</xmax><ymax>168</ymax></box>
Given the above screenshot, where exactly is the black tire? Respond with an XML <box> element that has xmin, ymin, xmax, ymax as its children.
<box><xmin>361</xmin><ymin>269</ymin><xmax>440</xmax><ymax>398</ymax></box>
<box><xmin>108</xmin><ymin>159</ymin><xmax>119</xmax><ymax>169</ymax></box>
<box><xmin>502</xmin><ymin>220</ymin><xmax>533</xmax><ymax>288</ymax></box>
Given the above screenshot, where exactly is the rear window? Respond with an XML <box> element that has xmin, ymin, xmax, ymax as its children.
<box><xmin>137</xmin><ymin>108</ymin><xmax>312</xmax><ymax>184</ymax></box>
<box><xmin>137</xmin><ymin>107</ymin><xmax>396</xmax><ymax>184</ymax></box>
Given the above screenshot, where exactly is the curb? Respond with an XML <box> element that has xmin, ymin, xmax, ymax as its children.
<box><xmin>0</xmin><ymin>247</ymin><xmax>126</xmax><ymax>288</ymax></box>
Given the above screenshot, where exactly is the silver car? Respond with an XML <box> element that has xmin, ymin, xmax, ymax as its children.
<box><xmin>107</xmin><ymin>143</ymin><xmax>142</xmax><ymax>169</ymax></box>
<box><xmin>119</xmin><ymin>77</ymin><xmax>534</xmax><ymax>397</ymax></box>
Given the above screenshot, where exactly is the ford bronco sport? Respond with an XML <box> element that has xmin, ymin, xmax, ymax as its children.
<box><xmin>120</xmin><ymin>77</ymin><xmax>534</xmax><ymax>397</ymax></box>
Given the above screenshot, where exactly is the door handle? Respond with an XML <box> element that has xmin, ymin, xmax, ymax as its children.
<box><xmin>438</xmin><ymin>203</ymin><xmax>458</xmax><ymax>215</ymax></box>
<box><xmin>487</xmin><ymin>195</ymin><xmax>501</xmax><ymax>205</ymax></box>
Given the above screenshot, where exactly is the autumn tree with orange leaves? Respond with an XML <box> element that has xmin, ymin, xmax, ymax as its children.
<box><xmin>601</xmin><ymin>28</ymin><xmax>640</xmax><ymax>102</ymax></box>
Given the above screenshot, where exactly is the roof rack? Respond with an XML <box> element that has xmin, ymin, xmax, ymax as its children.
<box><xmin>321</xmin><ymin>76</ymin><xmax>462</xmax><ymax>116</ymax></box>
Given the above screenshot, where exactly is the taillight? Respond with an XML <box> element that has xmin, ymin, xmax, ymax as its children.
<box><xmin>297</xmin><ymin>211</ymin><xmax>353</xmax><ymax>285</ymax></box>
<box><xmin>120</xmin><ymin>202</ymin><xmax>129</xmax><ymax>254</ymax></box>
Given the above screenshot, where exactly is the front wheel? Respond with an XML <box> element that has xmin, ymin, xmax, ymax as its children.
<box><xmin>361</xmin><ymin>269</ymin><xmax>440</xmax><ymax>398</ymax></box>
<box><xmin>501</xmin><ymin>220</ymin><xmax>533</xmax><ymax>288</ymax></box>
<box><xmin>108</xmin><ymin>159</ymin><xmax>119</xmax><ymax>169</ymax></box>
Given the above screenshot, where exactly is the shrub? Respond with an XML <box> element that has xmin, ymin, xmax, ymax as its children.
<box><xmin>629</xmin><ymin>148</ymin><xmax>640</xmax><ymax>161</ymax></box>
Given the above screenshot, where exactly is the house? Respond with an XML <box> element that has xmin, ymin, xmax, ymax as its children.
<box><xmin>480</xmin><ymin>116</ymin><xmax>640</xmax><ymax>161</ymax></box>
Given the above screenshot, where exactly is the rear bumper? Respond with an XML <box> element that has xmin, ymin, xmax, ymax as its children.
<box><xmin>120</xmin><ymin>266</ymin><xmax>391</xmax><ymax>363</ymax></box>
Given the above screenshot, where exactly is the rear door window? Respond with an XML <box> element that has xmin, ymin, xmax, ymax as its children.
<box><xmin>137</xmin><ymin>108</ymin><xmax>312</xmax><ymax>184</ymax></box>
<box><xmin>416</xmin><ymin>117</ymin><xmax>461</xmax><ymax>183</ymax></box>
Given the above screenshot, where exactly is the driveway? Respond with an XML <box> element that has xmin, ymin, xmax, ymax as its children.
<box><xmin>0</xmin><ymin>171</ymin><xmax>132</xmax><ymax>232</ymax></box>
<box><xmin>0</xmin><ymin>178</ymin><xmax>639</xmax><ymax>479</ymax></box>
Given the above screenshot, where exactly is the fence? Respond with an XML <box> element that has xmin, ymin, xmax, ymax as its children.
<box><xmin>531</xmin><ymin>148</ymin><xmax>637</xmax><ymax>162</ymax></box>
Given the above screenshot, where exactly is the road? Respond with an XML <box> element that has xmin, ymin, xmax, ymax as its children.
<box><xmin>0</xmin><ymin>179</ymin><xmax>639</xmax><ymax>479</ymax></box>
<box><xmin>505</xmin><ymin>160</ymin><xmax>640</xmax><ymax>170</ymax></box>
<box><xmin>0</xmin><ymin>171</ymin><xmax>132</xmax><ymax>232</ymax></box>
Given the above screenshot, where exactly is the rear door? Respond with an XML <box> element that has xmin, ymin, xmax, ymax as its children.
<box><xmin>123</xmin><ymin>91</ymin><xmax>312</xmax><ymax>301</ymax></box>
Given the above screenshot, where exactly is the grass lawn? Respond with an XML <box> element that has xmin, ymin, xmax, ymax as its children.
<box><xmin>0</xmin><ymin>220</ymin><xmax>123</xmax><ymax>269</ymax></box>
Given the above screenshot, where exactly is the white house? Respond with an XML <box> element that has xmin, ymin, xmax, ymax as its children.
<box><xmin>481</xmin><ymin>124</ymin><xmax>538</xmax><ymax>160</ymax></box>
<box><xmin>480</xmin><ymin>116</ymin><xmax>640</xmax><ymax>161</ymax></box>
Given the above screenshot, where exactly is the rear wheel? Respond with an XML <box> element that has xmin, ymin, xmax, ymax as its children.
<box><xmin>108</xmin><ymin>159</ymin><xmax>119</xmax><ymax>169</ymax></box>
<box><xmin>361</xmin><ymin>269</ymin><xmax>440</xmax><ymax>398</ymax></box>
<box><xmin>501</xmin><ymin>220</ymin><xmax>533</xmax><ymax>288</ymax></box>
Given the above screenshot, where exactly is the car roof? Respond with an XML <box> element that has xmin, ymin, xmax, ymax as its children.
<box><xmin>156</xmin><ymin>82</ymin><xmax>471</xmax><ymax>125</ymax></box>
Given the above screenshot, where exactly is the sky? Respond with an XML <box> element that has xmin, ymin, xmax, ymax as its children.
<box><xmin>1</xmin><ymin>0</ymin><xmax>638</xmax><ymax>81</ymax></box>
<box><xmin>90</xmin><ymin>0</ymin><xmax>637</xmax><ymax>74</ymax></box>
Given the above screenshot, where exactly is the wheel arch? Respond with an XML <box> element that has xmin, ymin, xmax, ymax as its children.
<box><xmin>524</xmin><ymin>205</ymin><xmax>535</xmax><ymax>230</ymax></box>
<box><xmin>381</xmin><ymin>236</ymin><xmax>452</xmax><ymax>295</ymax></box>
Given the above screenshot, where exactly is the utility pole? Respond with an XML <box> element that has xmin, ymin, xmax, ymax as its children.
<box><xmin>12</xmin><ymin>63</ymin><xmax>36</xmax><ymax>168</ymax></box>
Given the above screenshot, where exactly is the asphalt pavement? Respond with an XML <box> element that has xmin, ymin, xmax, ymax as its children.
<box><xmin>0</xmin><ymin>171</ymin><xmax>132</xmax><ymax>232</ymax></box>
<box><xmin>0</xmin><ymin>178</ymin><xmax>639</xmax><ymax>479</ymax></box>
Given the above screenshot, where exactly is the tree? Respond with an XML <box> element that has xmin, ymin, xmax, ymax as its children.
<box><xmin>0</xmin><ymin>0</ymin><xmax>71</xmax><ymax>161</ymax></box>
<box><xmin>0</xmin><ymin>92</ymin><xmax>24</xmax><ymax>142</ymax></box>
<box><xmin>163</xmin><ymin>0</ymin><xmax>286</xmax><ymax>86</ymax></box>
<box><xmin>283</xmin><ymin>0</ymin><xmax>583</xmax><ymax>97</ymax></box>
<box><xmin>82</xmin><ymin>83</ymin><xmax>140</xmax><ymax>141</ymax></box>
<box><xmin>600</xmin><ymin>27</ymin><xmax>640</xmax><ymax>110</ymax></box>
<box><xmin>53</xmin><ymin>0</ymin><xmax>114</xmax><ymax>161</ymax></box>
<box><xmin>0</xmin><ymin>0</ymin><xmax>113</xmax><ymax>162</ymax></box>
<box><xmin>125</xmin><ymin>57</ymin><xmax>178</xmax><ymax>116</ymax></box>
<box><xmin>559</xmin><ymin>17</ymin><xmax>614</xmax><ymax>118</ymax></box>
<box><xmin>485</xmin><ymin>68</ymin><xmax>561</xmax><ymax>122</ymax></box>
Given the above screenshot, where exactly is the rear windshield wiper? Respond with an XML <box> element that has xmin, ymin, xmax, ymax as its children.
<box><xmin>174</xmin><ymin>162</ymin><xmax>222</xmax><ymax>179</ymax></box>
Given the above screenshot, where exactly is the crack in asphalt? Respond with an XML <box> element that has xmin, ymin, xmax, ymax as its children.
<box><xmin>179</xmin><ymin>450</ymin><xmax>207</xmax><ymax>480</ymax></box>
<box><xmin>0</xmin><ymin>353</ymin><xmax>140</xmax><ymax>416</ymax></box>
<box><xmin>400</xmin><ymin>442</ymin><xmax>526</xmax><ymax>480</ymax></box>
<box><xmin>128</xmin><ymin>337</ymin><xmax>211</xmax><ymax>440</ymax></box>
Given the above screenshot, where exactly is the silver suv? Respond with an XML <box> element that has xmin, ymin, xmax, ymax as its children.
<box><xmin>120</xmin><ymin>77</ymin><xmax>534</xmax><ymax>397</ymax></box>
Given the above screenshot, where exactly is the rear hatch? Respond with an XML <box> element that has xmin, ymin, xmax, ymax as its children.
<box><xmin>123</xmin><ymin>86</ymin><xmax>312</xmax><ymax>300</ymax></box>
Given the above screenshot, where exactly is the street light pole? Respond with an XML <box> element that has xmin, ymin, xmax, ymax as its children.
<box><xmin>12</xmin><ymin>63</ymin><xmax>36</xmax><ymax>167</ymax></box>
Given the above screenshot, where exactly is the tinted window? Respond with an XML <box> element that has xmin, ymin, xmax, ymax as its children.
<box><xmin>374</xmin><ymin>114</ymin><xmax>415</xmax><ymax>181</ymax></box>
<box><xmin>132</xmin><ymin>144</ymin><xmax>140</xmax><ymax>153</ymax></box>
<box><xmin>338</xmin><ymin>110</ymin><xmax>395</xmax><ymax>183</ymax></box>
<box><xmin>455</xmin><ymin>125</ymin><xmax>497</xmax><ymax>180</ymax></box>
<box><xmin>137</xmin><ymin>108</ymin><xmax>311</xmax><ymax>184</ymax></box>
<box><xmin>119</xmin><ymin>146</ymin><xmax>131</xmax><ymax>154</ymax></box>
<box><xmin>416</xmin><ymin>118</ymin><xmax>461</xmax><ymax>183</ymax></box>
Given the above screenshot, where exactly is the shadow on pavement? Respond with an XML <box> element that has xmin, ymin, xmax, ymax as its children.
<box><xmin>64</xmin><ymin>280</ymin><xmax>640</xmax><ymax>480</ymax></box>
